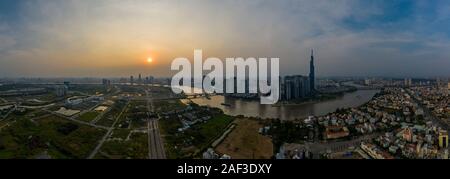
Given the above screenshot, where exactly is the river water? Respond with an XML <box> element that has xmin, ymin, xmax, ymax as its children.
<box><xmin>184</xmin><ymin>90</ymin><xmax>379</xmax><ymax>120</ymax></box>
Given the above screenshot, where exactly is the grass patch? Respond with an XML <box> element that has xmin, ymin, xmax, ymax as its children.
<box><xmin>0</xmin><ymin>115</ymin><xmax>106</xmax><ymax>159</ymax></box>
<box><xmin>111</xmin><ymin>129</ymin><xmax>131</xmax><ymax>140</ymax></box>
<box><xmin>96</xmin><ymin>132</ymin><xmax>148</xmax><ymax>159</ymax></box>
<box><xmin>77</xmin><ymin>111</ymin><xmax>100</xmax><ymax>123</ymax></box>
<box><xmin>153</xmin><ymin>100</ymin><xmax>186</xmax><ymax>113</ymax></box>
<box><xmin>160</xmin><ymin>114</ymin><xmax>234</xmax><ymax>159</ymax></box>
<box><xmin>96</xmin><ymin>99</ymin><xmax>127</xmax><ymax>127</ymax></box>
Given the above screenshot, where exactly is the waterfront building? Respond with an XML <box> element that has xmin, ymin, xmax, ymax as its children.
<box><xmin>309</xmin><ymin>49</ymin><xmax>315</xmax><ymax>92</ymax></box>
<box><xmin>281</xmin><ymin>75</ymin><xmax>310</xmax><ymax>101</ymax></box>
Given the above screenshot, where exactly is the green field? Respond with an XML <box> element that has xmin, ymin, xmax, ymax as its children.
<box><xmin>95</xmin><ymin>132</ymin><xmax>148</xmax><ymax>159</ymax></box>
<box><xmin>0</xmin><ymin>115</ymin><xmax>106</xmax><ymax>159</ymax></box>
<box><xmin>110</xmin><ymin>128</ymin><xmax>131</xmax><ymax>140</ymax></box>
<box><xmin>160</xmin><ymin>114</ymin><xmax>234</xmax><ymax>158</ymax></box>
<box><xmin>96</xmin><ymin>99</ymin><xmax>128</xmax><ymax>127</ymax></box>
<box><xmin>153</xmin><ymin>100</ymin><xmax>186</xmax><ymax>113</ymax></box>
<box><xmin>77</xmin><ymin>111</ymin><xmax>100</xmax><ymax>122</ymax></box>
<box><xmin>117</xmin><ymin>100</ymin><xmax>148</xmax><ymax>129</ymax></box>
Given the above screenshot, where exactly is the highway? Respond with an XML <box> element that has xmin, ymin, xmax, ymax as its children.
<box><xmin>146</xmin><ymin>89</ymin><xmax>166</xmax><ymax>159</ymax></box>
<box><xmin>407</xmin><ymin>90</ymin><xmax>450</xmax><ymax>130</ymax></box>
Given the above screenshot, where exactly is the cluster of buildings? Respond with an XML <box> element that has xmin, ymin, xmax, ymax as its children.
<box><xmin>318</xmin><ymin>87</ymin><xmax>426</xmax><ymax>137</ymax></box>
<box><xmin>275</xmin><ymin>144</ymin><xmax>315</xmax><ymax>159</ymax></box>
<box><xmin>202</xmin><ymin>148</ymin><xmax>231</xmax><ymax>159</ymax></box>
<box><xmin>370</xmin><ymin>126</ymin><xmax>448</xmax><ymax>159</ymax></box>
<box><xmin>226</xmin><ymin>50</ymin><xmax>317</xmax><ymax>101</ymax></box>
<box><xmin>280</xmin><ymin>75</ymin><xmax>312</xmax><ymax>101</ymax></box>
<box><xmin>409</xmin><ymin>86</ymin><xmax>450</xmax><ymax>122</ymax></box>
<box><xmin>55</xmin><ymin>85</ymin><xmax>68</xmax><ymax>97</ymax></box>
<box><xmin>323</xmin><ymin>86</ymin><xmax>449</xmax><ymax>159</ymax></box>
<box><xmin>276</xmin><ymin>145</ymin><xmax>314</xmax><ymax>159</ymax></box>
<box><xmin>277</xmin><ymin>50</ymin><xmax>316</xmax><ymax>101</ymax></box>
<box><xmin>360</xmin><ymin>142</ymin><xmax>394</xmax><ymax>159</ymax></box>
<box><xmin>129</xmin><ymin>74</ymin><xmax>155</xmax><ymax>85</ymax></box>
<box><xmin>160</xmin><ymin>104</ymin><xmax>221</xmax><ymax>132</ymax></box>
<box><xmin>278</xmin><ymin>85</ymin><xmax>449</xmax><ymax>159</ymax></box>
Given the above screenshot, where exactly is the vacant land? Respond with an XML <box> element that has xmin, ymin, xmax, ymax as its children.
<box><xmin>160</xmin><ymin>113</ymin><xmax>234</xmax><ymax>159</ymax></box>
<box><xmin>96</xmin><ymin>99</ymin><xmax>127</xmax><ymax>127</ymax></box>
<box><xmin>153</xmin><ymin>99</ymin><xmax>186</xmax><ymax>113</ymax></box>
<box><xmin>117</xmin><ymin>100</ymin><xmax>148</xmax><ymax>129</ymax></box>
<box><xmin>95</xmin><ymin>132</ymin><xmax>148</xmax><ymax>159</ymax></box>
<box><xmin>77</xmin><ymin>111</ymin><xmax>100</xmax><ymax>122</ymax></box>
<box><xmin>110</xmin><ymin>128</ymin><xmax>131</xmax><ymax>139</ymax></box>
<box><xmin>0</xmin><ymin>115</ymin><xmax>106</xmax><ymax>159</ymax></box>
<box><xmin>215</xmin><ymin>118</ymin><xmax>273</xmax><ymax>159</ymax></box>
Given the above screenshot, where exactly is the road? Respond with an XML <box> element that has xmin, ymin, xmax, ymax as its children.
<box><xmin>45</xmin><ymin>109</ymin><xmax>109</xmax><ymax>130</ymax></box>
<box><xmin>146</xmin><ymin>89</ymin><xmax>166</xmax><ymax>159</ymax></box>
<box><xmin>0</xmin><ymin>97</ymin><xmax>7</xmax><ymax>103</ymax></box>
<box><xmin>87</xmin><ymin>100</ymin><xmax>130</xmax><ymax>159</ymax></box>
<box><xmin>407</xmin><ymin>90</ymin><xmax>450</xmax><ymax>130</ymax></box>
<box><xmin>290</xmin><ymin>133</ymin><xmax>382</xmax><ymax>159</ymax></box>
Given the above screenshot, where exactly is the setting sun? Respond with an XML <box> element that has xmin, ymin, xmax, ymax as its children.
<box><xmin>147</xmin><ymin>57</ymin><xmax>153</xmax><ymax>63</ymax></box>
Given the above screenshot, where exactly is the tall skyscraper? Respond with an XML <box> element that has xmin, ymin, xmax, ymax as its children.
<box><xmin>138</xmin><ymin>74</ymin><xmax>142</xmax><ymax>84</ymax></box>
<box><xmin>309</xmin><ymin>49</ymin><xmax>315</xmax><ymax>92</ymax></box>
<box><xmin>281</xmin><ymin>75</ymin><xmax>310</xmax><ymax>101</ymax></box>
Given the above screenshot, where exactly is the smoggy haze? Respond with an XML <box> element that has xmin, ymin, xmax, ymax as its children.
<box><xmin>0</xmin><ymin>0</ymin><xmax>449</xmax><ymax>78</ymax></box>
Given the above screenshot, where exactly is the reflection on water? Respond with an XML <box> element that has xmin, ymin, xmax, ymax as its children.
<box><xmin>185</xmin><ymin>90</ymin><xmax>379</xmax><ymax>120</ymax></box>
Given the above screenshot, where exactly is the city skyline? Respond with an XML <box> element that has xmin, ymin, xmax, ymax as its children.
<box><xmin>1</xmin><ymin>0</ymin><xmax>450</xmax><ymax>78</ymax></box>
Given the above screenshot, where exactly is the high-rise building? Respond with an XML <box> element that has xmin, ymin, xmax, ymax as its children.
<box><xmin>404</xmin><ymin>78</ymin><xmax>412</xmax><ymax>86</ymax></box>
<box><xmin>149</xmin><ymin>76</ymin><xmax>154</xmax><ymax>84</ymax></box>
<box><xmin>55</xmin><ymin>85</ymin><xmax>68</xmax><ymax>97</ymax></box>
<box><xmin>282</xmin><ymin>75</ymin><xmax>310</xmax><ymax>101</ymax></box>
<box><xmin>138</xmin><ymin>74</ymin><xmax>142</xmax><ymax>84</ymax></box>
<box><xmin>130</xmin><ymin>75</ymin><xmax>134</xmax><ymax>85</ymax></box>
<box><xmin>439</xmin><ymin>130</ymin><xmax>448</xmax><ymax>149</ymax></box>
<box><xmin>364</xmin><ymin>79</ymin><xmax>371</xmax><ymax>86</ymax></box>
<box><xmin>309</xmin><ymin>49</ymin><xmax>315</xmax><ymax>92</ymax></box>
<box><xmin>102</xmin><ymin>79</ymin><xmax>111</xmax><ymax>87</ymax></box>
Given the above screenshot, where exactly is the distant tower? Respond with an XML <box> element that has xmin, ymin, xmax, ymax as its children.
<box><xmin>309</xmin><ymin>49</ymin><xmax>315</xmax><ymax>92</ymax></box>
<box><xmin>138</xmin><ymin>74</ymin><xmax>142</xmax><ymax>84</ymax></box>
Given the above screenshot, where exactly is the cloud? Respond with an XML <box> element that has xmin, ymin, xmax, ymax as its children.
<box><xmin>0</xmin><ymin>0</ymin><xmax>449</xmax><ymax>77</ymax></box>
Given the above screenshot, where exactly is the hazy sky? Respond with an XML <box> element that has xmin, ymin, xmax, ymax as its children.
<box><xmin>0</xmin><ymin>0</ymin><xmax>449</xmax><ymax>78</ymax></box>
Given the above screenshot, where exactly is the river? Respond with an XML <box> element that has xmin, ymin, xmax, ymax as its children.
<box><xmin>184</xmin><ymin>90</ymin><xmax>379</xmax><ymax>120</ymax></box>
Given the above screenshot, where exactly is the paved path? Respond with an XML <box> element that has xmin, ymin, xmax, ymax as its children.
<box><xmin>146</xmin><ymin>89</ymin><xmax>166</xmax><ymax>159</ymax></box>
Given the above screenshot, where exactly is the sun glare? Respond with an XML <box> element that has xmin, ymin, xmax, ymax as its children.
<box><xmin>147</xmin><ymin>57</ymin><xmax>153</xmax><ymax>63</ymax></box>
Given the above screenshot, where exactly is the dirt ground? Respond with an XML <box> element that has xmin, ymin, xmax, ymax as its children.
<box><xmin>215</xmin><ymin>118</ymin><xmax>273</xmax><ymax>159</ymax></box>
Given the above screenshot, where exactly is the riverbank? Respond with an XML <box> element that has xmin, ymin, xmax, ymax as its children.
<box><xmin>189</xmin><ymin>89</ymin><xmax>380</xmax><ymax>120</ymax></box>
